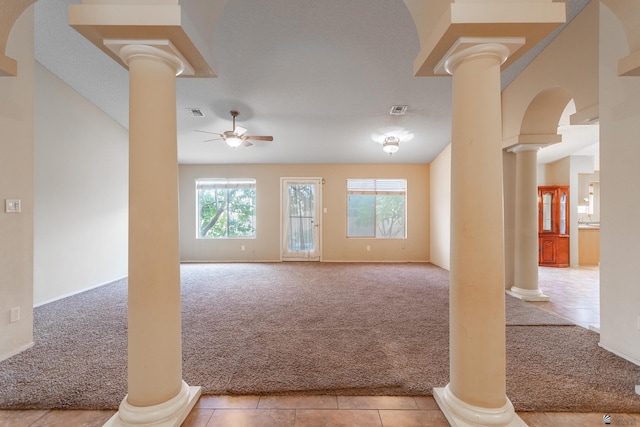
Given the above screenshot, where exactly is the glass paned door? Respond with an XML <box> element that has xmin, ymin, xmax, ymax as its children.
<box><xmin>281</xmin><ymin>178</ymin><xmax>321</xmax><ymax>261</ymax></box>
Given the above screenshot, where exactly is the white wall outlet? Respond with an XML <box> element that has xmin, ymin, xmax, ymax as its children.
<box><xmin>241</xmin><ymin>245</ymin><xmax>246</xmax><ymax>251</ymax></box>
<box><xmin>366</xmin><ymin>245</ymin><xmax>371</xmax><ymax>252</ymax></box>
<box><xmin>10</xmin><ymin>307</ymin><xmax>20</xmax><ymax>323</ymax></box>
<box><xmin>5</xmin><ymin>199</ymin><xmax>21</xmax><ymax>213</ymax></box>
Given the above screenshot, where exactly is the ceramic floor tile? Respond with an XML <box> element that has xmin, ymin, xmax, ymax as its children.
<box><xmin>0</xmin><ymin>410</ymin><xmax>48</xmax><ymax>427</ymax></box>
<box><xmin>196</xmin><ymin>395</ymin><xmax>260</xmax><ymax>409</ymax></box>
<box><xmin>562</xmin><ymin>308</ymin><xmax>600</xmax><ymax>321</ymax></box>
<box><xmin>294</xmin><ymin>409</ymin><xmax>382</xmax><ymax>427</ymax></box>
<box><xmin>537</xmin><ymin>412</ymin><xmax>621</xmax><ymax>427</ymax></box>
<box><xmin>378</xmin><ymin>409</ymin><xmax>449</xmax><ymax>427</ymax></box>
<box><xmin>337</xmin><ymin>396</ymin><xmax>417</xmax><ymax>410</ymax></box>
<box><xmin>258</xmin><ymin>395</ymin><xmax>337</xmax><ymax>409</ymax></box>
<box><xmin>624</xmin><ymin>413</ymin><xmax>640</xmax><ymax>423</ymax></box>
<box><xmin>181</xmin><ymin>408</ymin><xmax>214</xmax><ymax>427</ymax></box>
<box><xmin>537</xmin><ymin>266</ymin><xmax>600</xmax><ymax>330</ymax></box>
<box><xmin>30</xmin><ymin>409</ymin><xmax>115</xmax><ymax>427</ymax></box>
<box><xmin>517</xmin><ymin>412</ymin><xmax>555</xmax><ymax>427</ymax></box>
<box><xmin>206</xmin><ymin>409</ymin><xmax>295</xmax><ymax>427</ymax></box>
<box><xmin>412</xmin><ymin>396</ymin><xmax>440</xmax><ymax>411</ymax></box>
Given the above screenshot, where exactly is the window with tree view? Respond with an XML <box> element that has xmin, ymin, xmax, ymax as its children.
<box><xmin>196</xmin><ymin>179</ymin><xmax>256</xmax><ymax>238</ymax></box>
<box><xmin>347</xmin><ymin>179</ymin><xmax>406</xmax><ymax>239</ymax></box>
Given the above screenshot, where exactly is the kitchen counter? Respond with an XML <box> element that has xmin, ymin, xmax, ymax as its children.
<box><xmin>578</xmin><ymin>222</ymin><xmax>600</xmax><ymax>229</ymax></box>
<box><xmin>578</xmin><ymin>227</ymin><xmax>600</xmax><ymax>266</ymax></box>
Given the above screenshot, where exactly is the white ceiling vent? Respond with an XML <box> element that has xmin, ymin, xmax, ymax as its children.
<box><xmin>389</xmin><ymin>105</ymin><xmax>408</xmax><ymax>116</ymax></box>
<box><xmin>186</xmin><ymin>108</ymin><xmax>205</xmax><ymax>117</ymax></box>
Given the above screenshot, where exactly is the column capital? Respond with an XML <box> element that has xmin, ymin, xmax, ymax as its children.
<box><xmin>69</xmin><ymin>3</ymin><xmax>216</xmax><ymax>77</ymax></box>
<box><xmin>105</xmin><ymin>40</ymin><xmax>190</xmax><ymax>76</ymax></box>
<box><xmin>436</xmin><ymin>37</ymin><xmax>525</xmax><ymax>76</ymax></box>
<box><xmin>406</xmin><ymin>1</ymin><xmax>566</xmax><ymax>77</ymax></box>
<box><xmin>507</xmin><ymin>144</ymin><xmax>545</xmax><ymax>154</ymax></box>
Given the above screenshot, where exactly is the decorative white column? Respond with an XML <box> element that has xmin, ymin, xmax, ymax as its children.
<box><xmin>433</xmin><ymin>39</ymin><xmax>527</xmax><ymax>427</ymax></box>
<box><xmin>104</xmin><ymin>42</ymin><xmax>201</xmax><ymax>427</ymax></box>
<box><xmin>507</xmin><ymin>144</ymin><xmax>550</xmax><ymax>301</ymax></box>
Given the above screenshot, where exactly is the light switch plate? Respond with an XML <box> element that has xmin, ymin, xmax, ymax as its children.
<box><xmin>5</xmin><ymin>199</ymin><xmax>21</xmax><ymax>213</ymax></box>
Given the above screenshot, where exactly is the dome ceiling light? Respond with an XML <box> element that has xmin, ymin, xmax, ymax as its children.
<box><xmin>383</xmin><ymin>136</ymin><xmax>400</xmax><ymax>155</ymax></box>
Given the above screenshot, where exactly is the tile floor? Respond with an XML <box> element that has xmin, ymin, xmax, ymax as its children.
<box><xmin>534</xmin><ymin>265</ymin><xmax>600</xmax><ymax>330</ymax></box>
<box><xmin>2</xmin><ymin>266</ymin><xmax>638</xmax><ymax>426</ymax></box>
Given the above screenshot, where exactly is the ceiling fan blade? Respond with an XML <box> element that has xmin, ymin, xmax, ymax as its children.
<box><xmin>203</xmin><ymin>138</ymin><xmax>223</xmax><ymax>142</ymax></box>
<box><xmin>194</xmin><ymin>130</ymin><xmax>223</xmax><ymax>136</ymax></box>
<box><xmin>242</xmin><ymin>140</ymin><xmax>254</xmax><ymax>147</ymax></box>
<box><xmin>245</xmin><ymin>135</ymin><xmax>273</xmax><ymax>141</ymax></box>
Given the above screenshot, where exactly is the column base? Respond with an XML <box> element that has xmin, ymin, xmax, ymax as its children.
<box><xmin>506</xmin><ymin>286</ymin><xmax>550</xmax><ymax>302</ymax></box>
<box><xmin>433</xmin><ymin>385</ymin><xmax>527</xmax><ymax>427</ymax></box>
<box><xmin>104</xmin><ymin>381</ymin><xmax>201</xmax><ymax>427</ymax></box>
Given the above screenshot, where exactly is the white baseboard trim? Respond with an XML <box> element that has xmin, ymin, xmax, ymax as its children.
<box><xmin>317</xmin><ymin>259</ymin><xmax>430</xmax><ymax>263</ymax></box>
<box><xmin>182</xmin><ymin>259</ymin><xmax>430</xmax><ymax>263</ymax></box>
<box><xmin>34</xmin><ymin>276</ymin><xmax>128</xmax><ymax>308</ymax></box>
<box><xmin>0</xmin><ymin>341</ymin><xmax>34</xmax><ymax>363</ymax></box>
<box><xmin>181</xmin><ymin>260</ymin><xmax>280</xmax><ymax>263</ymax></box>
<box><xmin>598</xmin><ymin>342</ymin><xmax>640</xmax><ymax>366</ymax></box>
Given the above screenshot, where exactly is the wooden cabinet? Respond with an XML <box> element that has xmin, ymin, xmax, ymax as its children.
<box><xmin>538</xmin><ymin>185</ymin><xmax>569</xmax><ymax>267</ymax></box>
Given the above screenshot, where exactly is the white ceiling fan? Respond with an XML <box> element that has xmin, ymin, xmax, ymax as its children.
<box><xmin>195</xmin><ymin>110</ymin><xmax>274</xmax><ymax>148</ymax></box>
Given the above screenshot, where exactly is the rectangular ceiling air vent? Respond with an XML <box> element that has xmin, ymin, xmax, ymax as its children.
<box><xmin>186</xmin><ymin>108</ymin><xmax>205</xmax><ymax>117</ymax></box>
<box><xmin>389</xmin><ymin>105</ymin><xmax>408</xmax><ymax>115</ymax></box>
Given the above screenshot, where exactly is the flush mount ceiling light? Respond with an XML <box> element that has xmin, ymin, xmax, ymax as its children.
<box><xmin>371</xmin><ymin>128</ymin><xmax>414</xmax><ymax>156</ymax></box>
<box><xmin>382</xmin><ymin>136</ymin><xmax>400</xmax><ymax>155</ymax></box>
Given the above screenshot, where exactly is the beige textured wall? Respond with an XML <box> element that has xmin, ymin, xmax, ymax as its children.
<box><xmin>543</xmin><ymin>157</ymin><xmax>570</xmax><ymax>186</ymax></box>
<box><xmin>502</xmin><ymin>0</ymin><xmax>599</xmax><ymax>140</ymax></box>
<box><xmin>501</xmin><ymin>1</ymin><xmax>599</xmax><ymax>288</ymax></box>
<box><xmin>33</xmin><ymin>63</ymin><xmax>128</xmax><ymax>306</ymax></box>
<box><xmin>429</xmin><ymin>144</ymin><xmax>450</xmax><ymax>270</ymax></box>
<box><xmin>179</xmin><ymin>164</ymin><xmax>429</xmax><ymax>262</ymax></box>
<box><xmin>599</xmin><ymin>2</ymin><xmax>640</xmax><ymax>365</ymax></box>
<box><xmin>0</xmin><ymin>7</ymin><xmax>34</xmax><ymax>361</ymax></box>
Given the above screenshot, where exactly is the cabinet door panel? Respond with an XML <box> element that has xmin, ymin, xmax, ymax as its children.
<box><xmin>540</xmin><ymin>237</ymin><xmax>556</xmax><ymax>264</ymax></box>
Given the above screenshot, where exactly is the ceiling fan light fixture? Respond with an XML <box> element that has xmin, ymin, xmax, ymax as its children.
<box><xmin>383</xmin><ymin>136</ymin><xmax>400</xmax><ymax>155</ymax></box>
<box><xmin>225</xmin><ymin>135</ymin><xmax>243</xmax><ymax>148</ymax></box>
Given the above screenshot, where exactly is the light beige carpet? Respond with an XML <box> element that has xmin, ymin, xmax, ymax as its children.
<box><xmin>0</xmin><ymin>262</ymin><xmax>638</xmax><ymax>413</ymax></box>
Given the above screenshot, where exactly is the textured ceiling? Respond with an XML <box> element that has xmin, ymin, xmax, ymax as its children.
<box><xmin>34</xmin><ymin>0</ymin><xmax>593</xmax><ymax>165</ymax></box>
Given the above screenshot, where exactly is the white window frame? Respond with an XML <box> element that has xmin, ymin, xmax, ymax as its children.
<box><xmin>346</xmin><ymin>178</ymin><xmax>407</xmax><ymax>239</ymax></box>
<box><xmin>196</xmin><ymin>178</ymin><xmax>257</xmax><ymax>239</ymax></box>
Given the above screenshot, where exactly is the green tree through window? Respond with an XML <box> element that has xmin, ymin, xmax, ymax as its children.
<box><xmin>347</xmin><ymin>179</ymin><xmax>406</xmax><ymax>238</ymax></box>
<box><xmin>197</xmin><ymin>179</ymin><xmax>256</xmax><ymax>238</ymax></box>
